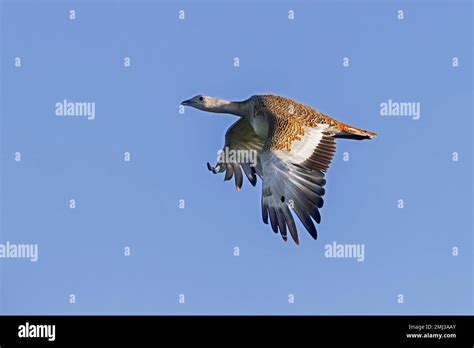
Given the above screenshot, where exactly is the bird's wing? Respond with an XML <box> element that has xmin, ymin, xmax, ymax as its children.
<box><xmin>259</xmin><ymin>102</ymin><xmax>337</xmax><ymax>244</ymax></box>
<box><xmin>207</xmin><ymin>118</ymin><xmax>265</xmax><ymax>190</ymax></box>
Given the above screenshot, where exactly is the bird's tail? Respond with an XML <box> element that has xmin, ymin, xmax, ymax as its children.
<box><xmin>334</xmin><ymin>120</ymin><xmax>377</xmax><ymax>140</ymax></box>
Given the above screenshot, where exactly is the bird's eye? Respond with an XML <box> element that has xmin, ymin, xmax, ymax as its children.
<box><xmin>199</xmin><ymin>96</ymin><xmax>204</xmax><ymax>101</ymax></box>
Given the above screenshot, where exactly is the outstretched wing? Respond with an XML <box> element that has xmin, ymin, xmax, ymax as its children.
<box><xmin>260</xmin><ymin>106</ymin><xmax>337</xmax><ymax>244</ymax></box>
<box><xmin>207</xmin><ymin>118</ymin><xmax>265</xmax><ymax>190</ymax></box>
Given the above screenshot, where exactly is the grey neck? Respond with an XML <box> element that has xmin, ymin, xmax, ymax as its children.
<box><xmin>208</xmin><ymin>100</ymin><xmax>248</xmax><ymax>118</ymax></box>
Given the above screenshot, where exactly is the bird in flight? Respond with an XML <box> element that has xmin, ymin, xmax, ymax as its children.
<box><xmin>181</xmin><ymin>94</ymin><xmax>376</xmax><ymax>244</ymax></box>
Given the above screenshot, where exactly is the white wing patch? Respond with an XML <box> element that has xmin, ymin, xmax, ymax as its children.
<box><xmin>288</xmin><ymin>125</ymin><xmax>329</xmax><ymax>164</ymax></box>
<box><xmin>260</xmin><ymin>125</ymin><xmax>337</xmax><ymax>244</ymax></box>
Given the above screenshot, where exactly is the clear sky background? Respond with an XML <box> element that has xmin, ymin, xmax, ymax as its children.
<box><xmin>0</xmin><ymin>0</ymin><xmax>472</xmax><ymax>315</ymax></box>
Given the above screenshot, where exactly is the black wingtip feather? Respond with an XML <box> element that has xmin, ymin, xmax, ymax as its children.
<box><xmin>276</xmin><ymin>210</ymin><xmax>287</xmax><ymax>238</ymax></box>
<box><xmin>249</xmin><ymin>175</ymin><xmax>257</xmax><ymax>186</ymax></box>
<box><xmin>232</xmin><ymin>164</ymin><xmax>243</xmax><ymax>190</ymax></box>
<box><xmin>281</xmin><ymin>204</ymin><xmax>299</xmax><ymax>244</ymax></box>
<box><xmin>268</xmin><ymin>207</ymin><xmax>278</xmax><ymax>233</ymax></box>
<box><xmin>262</xmin><ymin>198</ymin><xmax>269</xmax><ymax>224</ymax></box>
<box><xmin>311</xmin><ymin>208</ymin><xmax>321</xmax><ymax>224</ymax></box>
<box><xmin>224</xmin><ymin>164</ymin><xmax>233</xmax><ymax>181</ymax></box>
<box><xmin>295</xmin><ymin>209</ymin><xmax>317</xmax><ymax>240</ymax></box>
<box><xmin>241</xmin><ymin>163</ymin><xmax>258</xmax><ymax>186</ymax></box>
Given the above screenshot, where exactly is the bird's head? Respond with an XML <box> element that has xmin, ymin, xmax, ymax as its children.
<box><xmin>181</xmin><ymin>95</ymin><xmax>231</xmax><ymax>112</ymax></box>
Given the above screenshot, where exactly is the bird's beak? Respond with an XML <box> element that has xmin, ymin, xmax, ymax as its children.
<box><xmin>181</xmin><ymin>99</ymin><xmax>191</xmax><ymax>106</ymax></box>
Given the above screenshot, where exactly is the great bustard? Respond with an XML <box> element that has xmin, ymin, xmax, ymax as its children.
<box><xmin>181</xmin><ymin>94</ymin><xmax>377</xmax><ymax>245</ymax></box>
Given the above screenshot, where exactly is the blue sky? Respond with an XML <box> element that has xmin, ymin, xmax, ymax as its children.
<box><xmin>0</xmin><ymin>0</ymin><xmax>472</xmax><ymax>314</ymax></box>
